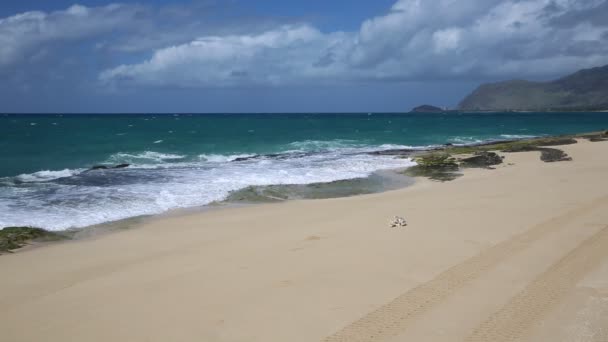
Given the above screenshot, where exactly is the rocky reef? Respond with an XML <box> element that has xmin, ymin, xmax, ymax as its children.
<box><xmin>460</xmin><ymin>152</ymin><xmax>505</xmax><ymax>168</ymax></box>
<box><xmin>583</xmin><ymin>131</ymin><xmax>608</xmax><ymax>142</ymax></box>
<box><xmin>402</xmin><ymin>134</ymin><xmax>583</xmax><ymax>181</ymax></box>
<box><xmin>0</xmin><ymin>227</ymin><xmax>66</xmax><ymax>253</ymax></box>
<box><xmin>88</xmin><ymin>163</ymin><xmax>131</xmax><ymax>171</ymax></box>
<box><xmin>404</xmin><ymin>154</ymin><xmax>462</xmax><ymax>182</ymax></box>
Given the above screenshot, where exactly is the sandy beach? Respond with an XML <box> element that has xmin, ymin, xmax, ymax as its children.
<box><xmin>1</xmin><ymin>139</ymin><xmax>608</xmax><ymax>342</ymax></box>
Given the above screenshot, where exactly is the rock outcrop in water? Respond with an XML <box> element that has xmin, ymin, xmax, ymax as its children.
<box><xmin>231</xmin><ymin>152</ymin><xmax>316</xmax><ymax>162</ymax></box>
<box><xmin>88</xmin><ymin>164</ymin><xmax>131</xmax><ymax>171</ymax></box>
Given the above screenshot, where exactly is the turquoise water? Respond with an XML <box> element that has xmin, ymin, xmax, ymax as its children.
<box><xmin>2</xmin><ymin>112</ymin><xmax>608</xmax><ymax>230</ymax></box>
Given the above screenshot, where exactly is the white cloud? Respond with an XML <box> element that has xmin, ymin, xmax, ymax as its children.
<box><xmin>2</xmin><ymin>1</ymin><xmax>607</xmax><ymax>87</ymax></box>
<box><xmin>100</xmin><ymin>0</ymin><xmax>608</xmax><ymax>87</ymax></box>
<box><xmin>433</xmin><ymin>28</ymin><xmax>463</xmax><ymax>53</ymax></box>
<box><xmin>100</xmin><ymin>25</ymin><xmax>354</xmax><ymax>86</ymax></box>
<box><xmin>0</xmin><ymin>4</ymin><xmax>143</xmax><ymax>67</ymax></box>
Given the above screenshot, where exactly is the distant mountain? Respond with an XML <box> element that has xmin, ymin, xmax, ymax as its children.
<box><xmin>459</xmin><ymin>65</ymin><xmax>608</xmax><ymax>111</ymax></box>
<box><xmin>411</xmin><ymin>105</ymin><xmax>445</xmax><ymax>113</ymax></box>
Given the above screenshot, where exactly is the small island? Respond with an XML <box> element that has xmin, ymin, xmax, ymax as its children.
<box><xmin>411</xmin><ymin>104</ymin><xmax>446</xmax><ymax>113</ymax></box>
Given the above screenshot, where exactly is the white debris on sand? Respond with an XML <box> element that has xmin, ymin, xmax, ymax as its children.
<box><xmin>389</xmin><ymin>216</ymin><xmax>407</xmax><ymax>228</ymax></box>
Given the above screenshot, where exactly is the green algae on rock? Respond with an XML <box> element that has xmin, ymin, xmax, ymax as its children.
<box><xmin>402</xmin><ymin>135</ymin><xmax>582</xmax><ymax>181</ymax></box>
<box><xmin>0</xmin><ymin>227</ymin><xmax>66</xmax><ymax>253</ymax></box>
<box><xmin>404</xmin><ymin>154</ymin><xmax>462</xmax><ymax>182</ymax></box>
<box><xmin>460</xmin><ymin>152</ymin><xmax>504</xmax><ymax>168</ymax></box>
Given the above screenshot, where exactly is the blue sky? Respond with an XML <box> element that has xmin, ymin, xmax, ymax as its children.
<box><xmin>1</xmin><ymin>0</ymin><xmax>607</xmax><ymax>113</ymax></box>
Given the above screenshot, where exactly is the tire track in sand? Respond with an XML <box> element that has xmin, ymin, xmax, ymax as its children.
<box><xmin>465</xmin><ymin>225</ymin><xmax>608</xmax><ymax>342</ymax></box>
<box><xmin>323</xmin><ymin>196</ymin><xmax>608</xmax><ymax>342</ymax></box>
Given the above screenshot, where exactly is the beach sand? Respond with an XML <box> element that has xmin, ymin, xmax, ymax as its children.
<box><xmin>1</xmin><ymin>139</ymin><xmax>608</xmax><ymax>342</ymax></box>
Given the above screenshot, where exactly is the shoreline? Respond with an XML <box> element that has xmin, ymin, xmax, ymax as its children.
<box><xmin>0</xmin><ymin>168</ymin><xmax>417</xmax><ymax>254</ymax></box>
<box><xmin>3</xmin><ymin>112</ymin><xmax>608</xmax><ymax>232</ymax></box>
<box><xmin>1</xmin><ymin>138</ymin><xmax>608</xmax><ymax>341</ymax></box>
<box><xmin>2</xmin><ymin>130</ymin><xmax>607</xmax><ymax>253</ymax></box>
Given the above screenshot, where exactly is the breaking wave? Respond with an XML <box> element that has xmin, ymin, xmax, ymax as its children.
<box><xmin>0</xmin><ymin>144</ymin><xmax>417</xmax><ymax>231</ymax></box>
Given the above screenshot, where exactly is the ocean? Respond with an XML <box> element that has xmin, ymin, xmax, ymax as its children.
<box><xmin>2</xmin><ymin>112</ymin><xmax>608</xmax><ymax>231</ymax></box>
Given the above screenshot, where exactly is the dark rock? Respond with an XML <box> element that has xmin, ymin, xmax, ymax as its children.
<box><xmin>460</xmin><ymin>152</ymin><xmax>504</xmax><ymax>168</ymax></box>
<box><xmin>584</xmin><ymin>132</ymin><xmax>608</xmax><ymax>142</ymax></box>
<box><xmin>232</xmin><ymin>152</ymin><xmax>315</xmax><ymax>162</ymax></box>
<box><xmin>88</xmin><ymin>164</ymin><xmax>130</xmax><ymax>171</ymax></box>
<box><xmin>233</xmin><ymin>155</ymin><xmax>261</xmax><ymax>162</ymax></box>
<box><xmin>503</xmin><ymin>145</ymin><xmax>572</xmax><ymax>162</ymax></box>
<box><xmin>537</xmin><ymin>148</ymin><xmax>572</xmax><ymax>162</ymax></box>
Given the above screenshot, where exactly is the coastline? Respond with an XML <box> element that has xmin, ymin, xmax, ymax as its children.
<box><xmin>0</xmin><ymin>167</ymin><xmax>416</xmax><ymax>254</ymax></box>
<box><xmin>4</xmin><ymin>112</ymin><xmax>608</xmax><ymax>232</ymax></box>
<box><xmin>1</xmin><ymin>130</ymin><xmax>607</xmax><ymax>253</ymax></box>
<box><xmin>1</xmin><ymin>137</ymin><xmax>608</xmax><ymax>341</ymax></box>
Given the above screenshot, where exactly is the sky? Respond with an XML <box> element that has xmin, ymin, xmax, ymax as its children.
<box><xmin>1</xmin><ymin>0</ymin><xmax>607</xmax><ymax>113</ymax></box>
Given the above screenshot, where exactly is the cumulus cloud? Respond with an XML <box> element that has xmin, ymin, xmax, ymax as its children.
<box><xmin>100</xmin><ymin>0</ymin><xmax>608</xmax><ymax>87</ymax></box>
<box><xmin>0</xmin><ymin>4</ymin><xmax>144</xmax><ymax>68</ymax></box>
<box><xmin>0</xmin><ymin>2</ymin><xmax>264</xmax><ymax>72</ymax></box>
<box><xmin>1</xmin><ymin>1</ymin><xmax>607</xmax><ymax>88</ymax></box>
<box><xmin>100</xmin><ymin>25</ymin><xmax>354</xmax><ymax>86</ymax></box>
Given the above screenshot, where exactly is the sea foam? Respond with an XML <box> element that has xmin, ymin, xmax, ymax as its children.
<box><xmin>15</xmin><ymin>169</ymin><xmax>84</xmax><ymax>183</ymax></box>
<box><xmin>0</xmin><ymin>147</ymin><xmax>416</xmax><ymax>231</ymax></box>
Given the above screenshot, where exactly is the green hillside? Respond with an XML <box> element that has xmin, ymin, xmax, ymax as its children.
<box><xmin>459</xmin><ymin>65</ymin><xmax>608</xmax><ymax>111</ymax></box>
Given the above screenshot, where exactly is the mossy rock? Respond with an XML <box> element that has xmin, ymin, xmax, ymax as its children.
<box><xmin>404</xmin><ymin>166</ymin><xmax>462</xmax><ymax>182</ymax></box>
<box><xmin>588</xmin><ymin>137</ymin><xmax>607</xmax><ymax>142</ymax></box>
<box><xmin>528</xmin><ymin>137</ymin><xmax>577</xmax><ymax>147</ymax></box>
<box><xmin>443</xmin><ymin>137</ymin><xmax>574</xmax><ymax>163</ymax></box>
<box><xmin>0</xmin><ymin>227</ymin><xmax>66</xmax><ymax>253</ymax></box>
<box><xmin>500</xmin><ymin>144</ymin><xmax>571</xmax><ymax>162</ymax></box>
<box><xmin>414</xmin><ymin>153</ymin><xmax>459</xmax><ymax>169</ymax></box>
<box><xmin>404</xmin><ymin>153</ymin><xmax>461</xmax><ymax>182</ymax></box>
<box><xmin>460</xmin><ymin>151</ymin><xmax>504</xmax><ymax>168</ymax></box>
<box><xmin>583</xmin><ymin>131</ymin><xmax>608</xmax><ymax>142</ymax></box>
<box><xmin>536</xmin><ymin>148</ymin><xmax>572</xmax><ymax>162</ymax></box>
<box><xmin>444</xmin><ymin>136</ymin><xmax>577</xmax><ymax>155</ymax></box>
